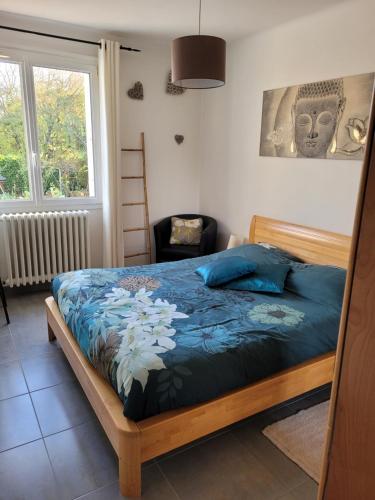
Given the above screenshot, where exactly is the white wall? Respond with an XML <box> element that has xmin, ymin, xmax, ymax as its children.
<box><xmin>199</xmin><ymin>0</ymin><xmax>374</xmax><ymax>248</ymax></box>
<box><xmin>119</xmin><ymin>44</ymin><xmax>201</xmax><ymax>264</ymax></box>
<box><xmin>0</xmin><ymin>13</ymin><xmax>201</xmax><ymax>272</ymax></box>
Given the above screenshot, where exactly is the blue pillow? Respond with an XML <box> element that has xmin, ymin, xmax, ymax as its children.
<box><xmin>285</xmin><ymin>263</ymin><xmax>346</xmax><ymax>309</ymax></box>
<box><xmin>256</xmin><ymin>244</ymin><xmax>303</xmax><ymax>263</ymax></box>
<box><xmin>224</xmin><ymin>264</ymin><xmax>290</xmax><ymax>294</ymax></box>
<box><xmin>212</xmin><ymin>243</ymin><xmax>301</xmax><ymax>266</ymax></box>
<box><xmin>196</xmin><ymin>256</ymin><xmax>257</xmax><ymax>287</ymax></box>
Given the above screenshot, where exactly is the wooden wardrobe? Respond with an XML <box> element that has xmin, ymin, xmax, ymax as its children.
<box><xmin>319</xmin><ymin>89</ymin><xmax>375</xmax><ymax>499</ymax></box>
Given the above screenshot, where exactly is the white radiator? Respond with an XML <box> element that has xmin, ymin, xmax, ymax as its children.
<box><xmin>1</xmin><ymin>210</ymin><xmax>91</xmax><ymax>287</ymax></box>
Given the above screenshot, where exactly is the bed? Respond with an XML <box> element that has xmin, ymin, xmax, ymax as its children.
<box><xmin>46</xmin><ymin>215</ymin><xmax>351</xmax><ymax>496</ymax></box>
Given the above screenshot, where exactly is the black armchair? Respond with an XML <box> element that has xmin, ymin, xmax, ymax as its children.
<box><xmin>154</xmin><ymin>214</ymin><xmax>217</xmax><ymax>263</ymax></box>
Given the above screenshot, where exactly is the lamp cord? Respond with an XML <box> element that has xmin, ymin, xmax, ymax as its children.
<box><xmin>198</xmin><ymin>0</ymin><xmax>202</xmax><ymax>35</ymax></box>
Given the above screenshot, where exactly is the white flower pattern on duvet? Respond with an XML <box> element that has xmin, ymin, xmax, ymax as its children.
<box><xmin>56</xmin><ymin>272</ymin><xmax>188</xmax><ymax>398</ymax></box>
<box><xmin>102</xmin><ymin>288</ymin><xmax>188</xmax><ymax>397</ymax></box>
<box><xmin>248</xmin><ymin>303</ymin><xmax>304</xmax><ymax>327</ymax></box>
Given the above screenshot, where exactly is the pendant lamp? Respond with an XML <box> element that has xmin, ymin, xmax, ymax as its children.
<box><xmin>171</xmin><ymin>0</ymin><xmax>226</xmax><ymax>89</ymax></box>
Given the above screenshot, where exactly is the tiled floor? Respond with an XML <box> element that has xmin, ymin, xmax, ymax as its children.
<box><xmin>0</xmin><ymin>289</ymin><xmax>329</xmax><ymax>500</ymax></box>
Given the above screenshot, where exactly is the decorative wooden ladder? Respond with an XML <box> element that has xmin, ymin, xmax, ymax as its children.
<box><xmin>121</xmin><ymin>132</ymin><xmax>152</xmax><ymax>264</ymax></box>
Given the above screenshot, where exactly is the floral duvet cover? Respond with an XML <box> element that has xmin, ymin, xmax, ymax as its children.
<box><xmin>52</xmin><ymin>245</ymin><xmax>341</xmax><ymax>421</ymax></box>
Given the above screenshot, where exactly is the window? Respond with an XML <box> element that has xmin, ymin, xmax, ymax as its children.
<box><xmin>0</xmin><ymin>61</ymin><xmax>30</xmax><ymax>200</ymax></box>
<box><xmin>0</xmin><ymin>50</ymin><xmax>97</xmax><ymax>206</ymax></box>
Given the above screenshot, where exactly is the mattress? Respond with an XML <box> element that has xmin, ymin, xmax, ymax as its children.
<box><xmin>52</xmin><ymin>245</ymin><xmax>342</xmax><ymax>421</ymax></box>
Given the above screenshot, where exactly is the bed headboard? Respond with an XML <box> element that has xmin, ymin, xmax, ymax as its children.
<box><xmin>249</xmin><ymin>215</ymin><xmax>351</xmax><ymax>268</ymax></box>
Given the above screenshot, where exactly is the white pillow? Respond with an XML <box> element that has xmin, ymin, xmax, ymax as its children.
<box><xmin>227</xmin><ymin>234</ymin><xmax>245</xmax><ymax>249</ymax></box>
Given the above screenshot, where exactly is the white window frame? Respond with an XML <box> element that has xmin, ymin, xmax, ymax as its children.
<box><xmin>0</xmin><ymin>46</ymin><xmax>101</xmax><ymax>212</ymax></box>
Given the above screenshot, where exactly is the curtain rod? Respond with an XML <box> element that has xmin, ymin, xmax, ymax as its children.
<box><xmin>0</xmin><ymin>25</ymin><xmax>141</xmax><ymax>52</ymax></box>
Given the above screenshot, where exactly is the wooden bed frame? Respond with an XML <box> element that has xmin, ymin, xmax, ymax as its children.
<box><xmin>45</xmin><ymin>215</ymin><xmax>351</xmax><ymax>497</ymax></box>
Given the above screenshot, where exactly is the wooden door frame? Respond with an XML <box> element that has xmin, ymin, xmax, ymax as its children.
<box><xmin>319</xmin><ymin>89</ymin><xmax>375</xmax><ymax>498</ymax></box>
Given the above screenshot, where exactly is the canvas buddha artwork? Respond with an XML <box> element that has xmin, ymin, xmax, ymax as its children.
<box><xmin>260</xmin><ymin>73</ymin><xmax>374</xmax><ymax>160</ymax></box>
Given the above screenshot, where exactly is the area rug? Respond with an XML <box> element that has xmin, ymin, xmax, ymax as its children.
<box><xmin>262</xmin><ymin>401</ymin><xmax>329</xmax><ymax>482</ymax></box>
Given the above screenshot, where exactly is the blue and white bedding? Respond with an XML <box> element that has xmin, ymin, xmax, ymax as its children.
<box><xmin>52</xmin><ymin>244</ymin><xmax>344</xmax><ymax>421</ymax></box>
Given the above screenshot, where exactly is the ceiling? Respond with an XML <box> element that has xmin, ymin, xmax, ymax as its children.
<box><xmin>0</xmin><ymin>0</ymin><xmax>347</xmax><ymax>41</ymax></box>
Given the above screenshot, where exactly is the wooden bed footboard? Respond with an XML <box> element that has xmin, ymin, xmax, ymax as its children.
<box><xmin>46</xmin><ymin>296</ymin><xmax>335</xmax><ymax>497</ymax></box>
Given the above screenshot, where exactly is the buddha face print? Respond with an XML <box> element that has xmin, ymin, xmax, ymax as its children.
<box><xmin>259</xmin><ymin>73</ymin><xmax>374</xmax><ymax>160</ymax></box>
<box><xmin>292</xmin><ymin>79</ymin><xmax>346</xmax><ymax>159</ymax></box>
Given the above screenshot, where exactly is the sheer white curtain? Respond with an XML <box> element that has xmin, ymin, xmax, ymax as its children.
<box><xmin>98</xmin><ymin>39</ymin><xmax>122</xmax><ymax>267</ymax></box>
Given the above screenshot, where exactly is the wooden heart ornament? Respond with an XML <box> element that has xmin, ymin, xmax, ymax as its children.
<box><xmin>166</xmin><ymin>71</ymin><xmax>185</xmax><ymax>95</ymax></box>
<box><xmin>127</xmin><ymin>81</ymin><xmax>144</xmax><ymax>100</ymax></box>
<box><xmin>175</xmin><ymin>134</ymin><xmax>184</xmax><ymax>145</ymax></box>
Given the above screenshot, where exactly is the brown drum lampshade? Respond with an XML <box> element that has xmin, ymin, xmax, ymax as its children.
<box><xmin>171</xmin><ymin>35</ymin><xmax>226</xmax><ymax>89</ymax></box>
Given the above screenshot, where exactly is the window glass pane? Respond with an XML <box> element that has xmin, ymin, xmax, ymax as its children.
<box><xmin>33</xmin><ymin>66</ymin><xmax>94</xmax><ymax>198</ymax></box>
<box><xmin>0</xmin><ymin>61</ymin><xmax>31</xmax><ymax>201</ymax></box>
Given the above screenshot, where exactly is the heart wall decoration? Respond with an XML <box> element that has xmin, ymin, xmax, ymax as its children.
<box><xmin>175</xmin><ymin>134</ymin><xmax>184</xmax><ymax>145</ymax></box>
<box><xmin>127</xmin><ymin>81</ymin><xmax>144</xmax><ymax>100</ymax></box>
<box><xmin>166</xmin><ymin>71</ymin><xmax>185</xmax><ymax>95</ymax></box>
